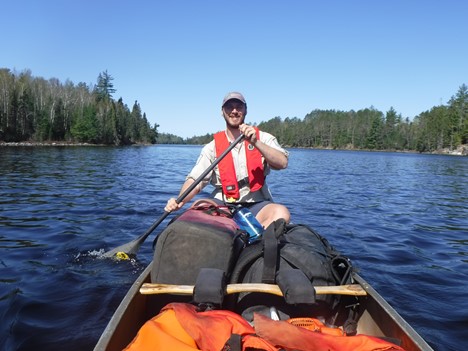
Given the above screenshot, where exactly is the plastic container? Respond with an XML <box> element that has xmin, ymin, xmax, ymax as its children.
<box><xmin>232</xmin><ymin>206</ymin><xmax>264</xmax><ymax>243</ymax></box>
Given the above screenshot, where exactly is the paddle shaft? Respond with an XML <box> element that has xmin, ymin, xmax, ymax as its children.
<box><xmin>102</xmin><ymin>133</ymin><xmax>245</xmax><ymax>257</ymax></box>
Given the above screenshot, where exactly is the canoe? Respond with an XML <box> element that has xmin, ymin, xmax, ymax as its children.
<box><xmin>94</xmin><ymin>262</ymin><xmax>433</xmax><ymax>351</ymax></box>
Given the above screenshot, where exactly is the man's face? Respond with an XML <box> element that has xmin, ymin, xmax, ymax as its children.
<box><xmin>222</xmin><ymin>99</ymin><xmax>246</xmax><ymax>128</ymax></box>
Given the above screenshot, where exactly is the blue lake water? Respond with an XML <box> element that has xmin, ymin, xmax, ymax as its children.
<box><xmin>0</xmin><ymin>145</ymin><xmax>467</xmax><ymax>351</ymax></box>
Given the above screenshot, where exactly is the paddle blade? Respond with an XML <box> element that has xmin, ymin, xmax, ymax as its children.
<box><xmin>101</xmin><ymin>234</ymin><xmax>146</xmax><ymax>258</ymax></box>
<box><xmin>101</xmin><ymin>212</ymin><xmax>169</xmax><ymax>259</ymax></box>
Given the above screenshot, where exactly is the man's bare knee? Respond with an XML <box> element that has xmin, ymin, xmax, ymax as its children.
<box><xmin>256</xmin><ymin>204</ymin><xmax>290</xmax><ymax>228</ymax></box>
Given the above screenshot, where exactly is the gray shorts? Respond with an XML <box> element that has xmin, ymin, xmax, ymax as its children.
<box><xmin>211</xmin><ymin>199</ymin><xmax>272</xmax><ymax>217</ymax></box>
<box><xmin>243</xmin><ymin>201</ymin><xmax>272</xmax><ymax>216</ymax></box>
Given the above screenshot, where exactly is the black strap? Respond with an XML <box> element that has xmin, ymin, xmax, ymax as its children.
<box><xmin>262</xmin><ymin>219</ymin><xmax>286</xmax><ymax>284</ymax></box>
<box><xmin>237</xmin><ymin>177</ymin><xmax>249</xmax><ymax>189</ymax></box>
<box><xmin>222</xmin><ymin>334</ymin><xmax>242</xmax><ymax>351</ymax></box>
<box><xmin>331</xmin><ymin>255</ymin><xmax>353</xmax><ymax>285</ymax></box>
<box><xmin>193</xmin><ymin>268</ymin><xmax>226</xmax><ymax>307</ymax></box>
<box><xmin>276</xmin><ymin>269</ymin><xmax>316</xmax><ymax>304</ymax></box>
<box><xmin>194</xmin><ymin>204</ymin><xmax>232</xmax><ymax>218</ymax></box>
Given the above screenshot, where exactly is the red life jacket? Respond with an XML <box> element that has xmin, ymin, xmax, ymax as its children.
<box><xmin>214</xmin><ymin>129</ymin><xmax>264</xmax><ymax>201</ymax></box>
<box><xmin>124</xmin><ymin>303</ymin><xmax>407</xmax><ymax>351</ymax></box>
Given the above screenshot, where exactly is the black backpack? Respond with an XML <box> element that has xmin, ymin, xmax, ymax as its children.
<box><xmin>229</xmin><ymin>219</ymin><xmax>353</xmax><ymax>319</ymax></box>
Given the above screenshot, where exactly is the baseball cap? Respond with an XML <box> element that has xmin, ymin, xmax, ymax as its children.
<box><xmin>222</xmin><ymin>92</ymin><xmax>246</xmax><ymax>106</ymax></box>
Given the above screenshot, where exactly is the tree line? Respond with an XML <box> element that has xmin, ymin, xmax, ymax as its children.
<box><xmin>258</xmin><ymin>85</ymin><xmax>467</xmax><ymax>153</ymax></box>
<box><xmin>0</xmin><ymin>69</ymin><xmax>158</xmax><ymax>145</ymax></box>
<box><xmin>2</xmin><ymin>68</ymin><xmax>466</xmax><ymax>153</ymax></box>
<box><xmin>164</xmin><ymin>84</ymin><xmax>467</xmax><ymax>153</ymax></box>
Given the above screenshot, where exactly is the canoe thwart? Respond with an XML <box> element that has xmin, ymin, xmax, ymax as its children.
<box><xmin>140</xmin><ymin>283</ymin><xmax>367</xmax><ymax>296</ymax></box>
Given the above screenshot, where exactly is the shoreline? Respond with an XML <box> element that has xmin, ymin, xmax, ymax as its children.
<box><xmin>0</xmin><ymin>141</ymin><xmax>101</xmax><ymax>147</ymax></box>
<box><xmin>289</xmin><ymin>144</ymin><xmax>468</xmax><ymax>156</ymax></box>
<box><xmin>0</xmin><ymin>141</ymin><xmax>152</xmax><ymax>147</ymax></box>
<box><xmin>1</xmin><ymin>141</ymin><xmax>467</xmax><ymax>156</ymax></box>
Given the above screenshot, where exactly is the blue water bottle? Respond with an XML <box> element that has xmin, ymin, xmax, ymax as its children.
<box><xmin>233</xmin><ymin>206</ymin><xmax>264</xmax><ymax>243</ymax></box>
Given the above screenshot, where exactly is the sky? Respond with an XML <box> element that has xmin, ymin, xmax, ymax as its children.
<box><xmin>2</xmin><ymin>0</ymin><xmax>467</xmax><ymax>138</ymax></box>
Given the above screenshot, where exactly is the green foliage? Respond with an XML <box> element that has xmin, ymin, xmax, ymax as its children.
<box><xmin>94</xmin><ymin>70</ymin><xmax>116</xmax><ymax>102</ymax></box>
<box><xmin>0</xmin><ymin>69</ymin><xmax>158</xmax><ymax>145</ymax></box>
<box><xmin>448</xmin><ymin>84</ymin><xmax>468</xmax><ymax>145</ymax></box>
<box><xmin>366</xmin><ymin>113</ymin><xmax>384</xmax><ymax>150</ymax></box>
<box><xmin>254</xmin><ymin>87</ymin><xmax>466</xmax><ymax>152</ymax></box>
<box><xmin>186</xmin><ymin>133</ymin><xmax>213</xmax><ymax>145</ymax></box>
<box><xmin>157</xmin><ymin>133</ymin><xmax>186</xmax><ymax>144</ymax></box>
<box><xmin>71</xmin><ymin>106</ymin><xmax>98</xmax><ymax>142</ymax></box>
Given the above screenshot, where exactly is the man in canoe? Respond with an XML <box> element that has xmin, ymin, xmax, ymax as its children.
<box><xmin>164</xmin><ymin>91</ymin><xmax>290</xmax><ymax>228</ymax></box>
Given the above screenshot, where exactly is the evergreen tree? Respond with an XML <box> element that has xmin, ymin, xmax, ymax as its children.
<box><xmin>130</xmin><ymin>100</ymin><xmax>142</xmax><ymax>142</ymax></box>
<box><xmin>366</xmin><ymin>113</ymin><xmax>384</xmax><ymax>149</ymax></box>
<box><xmin>94</xmin><ymin>70</ymin><xmax>116</xmax><ymax>101</ymax></box>
<box><xmin>383</xmin><ymin>107</ymin><xmax>401</xmax><ymax>149</ymax></box>
<box><xmin>448</xmin><ymin>84</ymin><xmax>468</xmax><ymax>145</ymax></box>
<box><xmin>71</xmin><ymin>105</ymin><xmax>98</xmax><ymax>142</ymax></box>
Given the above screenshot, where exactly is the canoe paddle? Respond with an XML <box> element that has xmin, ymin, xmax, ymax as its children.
<box><xmin>101</xmin><ymin>133</ymin><xmax>246</xmax><ymax>259</ymax></box>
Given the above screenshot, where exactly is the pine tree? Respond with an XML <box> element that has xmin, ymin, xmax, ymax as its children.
<box><xmin>94</xmin><ymin>70</ymin><xmax>116</xmax><ymax>102</ymax></box>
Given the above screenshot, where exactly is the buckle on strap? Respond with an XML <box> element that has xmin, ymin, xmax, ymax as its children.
<box><xmin>237</xmin><ymin>177</ymin><xmax>249</xmax><ymax>189</ymax></box>
<box><xmin>215</xmin><ymin>177</ymin><xmax>249</xmax><ymax>189</ymax></box>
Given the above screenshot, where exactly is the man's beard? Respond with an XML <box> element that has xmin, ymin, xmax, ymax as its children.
<box><xmin>224</xmin><ymin>114</ymin><xmax>244</xmax><ymax>128</ymax></box>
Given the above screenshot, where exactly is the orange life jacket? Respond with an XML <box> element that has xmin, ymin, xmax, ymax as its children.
<box><xmin>124</xmin><ymin>303</ymin><xmax>276</xmax><ymax>351</ymax></box>
<box><xmin>253</xmin><ymin>312</ymin><xmax>406</xmax><ymax>351</ymax></box>
<box><xmin>124</xmin><ymin>303</ymin><xmax>406</xmax><ymax>351</ymax></box>
<box><xmin>214</xmin><ymin>129</ymin><xmax>264</xmax><ymax>201</ymax></box>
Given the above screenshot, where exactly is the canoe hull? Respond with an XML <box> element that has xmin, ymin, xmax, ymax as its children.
<box><xmin>95</xmin><ymin>263</ymin><xmax>433</xmax><ymax>351</ymax></box>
